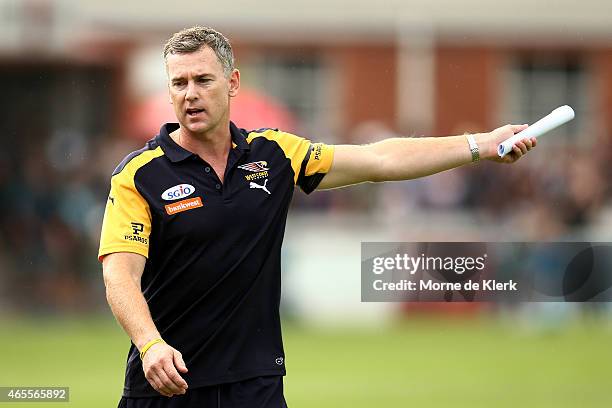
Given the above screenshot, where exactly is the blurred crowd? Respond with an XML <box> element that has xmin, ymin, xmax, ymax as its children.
<box><xmin>0</xmin><ymin>129</ymin><xmax>135</xmax><ymax>313</ymax></box>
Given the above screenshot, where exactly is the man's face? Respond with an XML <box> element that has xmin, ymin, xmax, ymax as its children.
<box><xmin>166</xmin><ymin>46</ymin><xmax>239</xmax><ymax>135</ymax></box>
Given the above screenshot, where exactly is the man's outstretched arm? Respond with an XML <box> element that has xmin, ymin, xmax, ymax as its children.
<box><xmin>103</xmin><ymin>252</ymin><xmax>188</xmax><ymax>397</ymax></box>
<box><xmin>318</xmin><ymin>124</ymin><xmax>535</xmax><ymax>190</ymax></box>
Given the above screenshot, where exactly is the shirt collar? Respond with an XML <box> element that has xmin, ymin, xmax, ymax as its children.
<box><xmin>156</xmin><ymin>121</ymin><xmax>250</xmax><ymax>163</ymax></box>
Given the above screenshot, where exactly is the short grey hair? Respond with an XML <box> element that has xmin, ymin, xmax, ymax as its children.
<box><xmin>163</xmin><ymin>26</ymin><xmax>235</xmax><ymax>76</ymax></box>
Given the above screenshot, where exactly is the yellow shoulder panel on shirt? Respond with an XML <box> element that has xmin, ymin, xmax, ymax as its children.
<box><xmin>246</xmin><ymin>129</ymin><xmax>334</xmax><ymax>184</ymax></box>
<box><xmin>98</xmin><ymin>146</ymin><xmax>164</xmax><ymax>261</ymax></box>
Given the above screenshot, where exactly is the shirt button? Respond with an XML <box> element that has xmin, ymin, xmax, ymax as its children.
<box><xmin>215</xmin><ymin>183</ymin><xmax>221</xmax><ymax>190</ymax></box>
<box><xmin>204</xmin><ymin>167</ymin><xmax>211</xmax><ymax>173</ymax></box>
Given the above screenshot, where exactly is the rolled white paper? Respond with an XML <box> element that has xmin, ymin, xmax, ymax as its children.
<box><xmin>497</xmin><ymin>105</ymin><xmax>575</xmax><ymax>158</ymax></box>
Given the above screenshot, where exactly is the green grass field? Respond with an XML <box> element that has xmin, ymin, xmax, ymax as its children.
<box><xmin>0</xmin><ymin>315</ymin><xmax>611</xmax><ymax>407</ymax></box>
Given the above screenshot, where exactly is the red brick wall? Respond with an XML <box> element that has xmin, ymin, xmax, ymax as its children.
<box><xmin>593</xmin><ymin>49</ymin><xmax>612</xmax><ymax>137</ymax></box>
<box><xmin>435</xmin><ymin>47</ymin><xmax>500</xmax><ymax>136</ymax></box>
<box><xmin>335</xmin><ymin>45</ymin><xmax>397</xmax><ymax>132</ymax></box>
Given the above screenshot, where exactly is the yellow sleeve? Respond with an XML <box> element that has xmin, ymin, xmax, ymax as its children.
<box><xmin>302</xmin><ymin>142</ymin><xmax>335</xmax><ymax>177</ymax></box>
<box><xmin>246</xmin><ymin>129</ymin><xmax>334</xmax><ymax>192</ymax></box>
<box><xmin>98</xmin><ymin>168</ymin><xmax>152</xmax><ymax>261</ymax></box>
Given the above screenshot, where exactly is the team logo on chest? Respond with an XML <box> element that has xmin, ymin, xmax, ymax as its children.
<box><xmin>238</xmin><ymin>160</ymin><xmax>269</xmax><ymax>181</ymax></box>
<box><xmin>238</xmin><ymin>160</ymin><xmax>272</xmax><ymax>195</ymax></box>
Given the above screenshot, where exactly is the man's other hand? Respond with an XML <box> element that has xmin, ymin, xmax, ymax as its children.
<box><xmin>142</xmin><ymin>342</ymin><xmax>189</xmax><ymax>397</ymax></box>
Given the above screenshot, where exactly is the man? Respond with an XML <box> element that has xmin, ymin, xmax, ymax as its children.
<box><xmin>99</xmin><ymin>26</ymin><xmax>535</xmax><ymax>407</ymax></box>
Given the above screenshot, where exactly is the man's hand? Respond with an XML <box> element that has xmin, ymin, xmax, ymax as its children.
<box><xmin>142</xmin><ymin>342</ymin><xmax>189</xmax><ymax>397</ymax></box>
<box><xmin>477</xmin><ymin>124</ymin><xmax>537</xmax><ymax>163</ymax></box>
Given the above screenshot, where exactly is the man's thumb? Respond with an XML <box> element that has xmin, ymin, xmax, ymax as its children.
<box><xmin>173</xmin><ymin>351</ymin><xmax>188</xmax><ymax>373</ymax></box>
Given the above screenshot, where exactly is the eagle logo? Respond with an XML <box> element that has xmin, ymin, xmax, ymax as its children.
<box><xmin>238</xmin><ymin>161</ymin><xmax>269</xmax><ymax>172</ymax></box>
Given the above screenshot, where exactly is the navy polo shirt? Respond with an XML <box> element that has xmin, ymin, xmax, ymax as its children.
<box><xmin>98</xmin><ymin>122</ymin><xmax>334</xmax><ymax>397</ymax></box>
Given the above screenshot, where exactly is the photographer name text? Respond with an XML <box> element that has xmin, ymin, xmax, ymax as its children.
<box><xmin>372</xmin><ymin>279</ymin><xmax>517</xmax><ymax>292</ymax></box>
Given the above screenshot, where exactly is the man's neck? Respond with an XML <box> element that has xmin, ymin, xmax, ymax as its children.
<box><xmin>170</xmin><ymin>122</ymin><xmax>232</xmax><ymax>163</ymax></box>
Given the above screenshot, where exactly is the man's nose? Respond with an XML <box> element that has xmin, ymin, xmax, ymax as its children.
<box><xmin>185</xmin><ymin>81</ymin><xmax>198</xmax><ymax>101</ymax></box>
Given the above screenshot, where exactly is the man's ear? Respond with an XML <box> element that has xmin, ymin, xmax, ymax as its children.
<box><xmin>228</xmin><ymin>69</ymin><xmax>240</xmax><ymax>97</ymax></box>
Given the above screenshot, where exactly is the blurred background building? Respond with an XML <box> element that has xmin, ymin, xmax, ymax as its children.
<box><xmin>1</xmin><ymin>0</ymin><xmax>612</xmax><ymax>319</ymax></box>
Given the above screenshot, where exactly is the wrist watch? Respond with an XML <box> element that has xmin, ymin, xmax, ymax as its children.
<box><xmin>465</xmin><ymin>134</ymin><xmax>480</xmax><ymax>163</ymax></box>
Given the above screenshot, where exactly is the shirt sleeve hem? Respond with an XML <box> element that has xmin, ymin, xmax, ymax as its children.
<box><xmin>98</xmin><ymin>245</ymin><xmax>149</xmax><ymax>262</ymax></box>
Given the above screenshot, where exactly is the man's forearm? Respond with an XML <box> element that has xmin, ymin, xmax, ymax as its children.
<box><xmin>106</xmin><ymin>277</ymin><xmax>161</xmax><ymax>350</ymax></box>
<box><xmin>371</xmin><ymin>134</ymin><xmax>475</xmax><ymax>182</ymax></box>
<box><xmin>103</xmin><ymin>254</ymin><xmax>161</xmax><ymax>350</ymax></box>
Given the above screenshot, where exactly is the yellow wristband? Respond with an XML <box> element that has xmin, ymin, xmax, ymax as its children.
<box><xmin>139</xmin><ymin>338</ymin><xmax>165</xmax><ymax>360</ymax></box>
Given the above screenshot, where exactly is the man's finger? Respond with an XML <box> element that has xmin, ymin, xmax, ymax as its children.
<box><xmin>522</xmin><ymin>139</ymin><xmax>533</xmax><ymax>150</ymax></box>
<box><xmin>510</xmin><ymin>124</ymin><xmax>529</xmax><ymax>134</ymax></box>
<box><xmin>164</xmin><ymin>362</ymin><xmax>188</xmax><ymax>392</ymax></box>
<box><xmin>173</xmin><ymin>351</ymin><xmax>189</xmax><ymax>374</ymax></box>
<box><xmin>158</xmin><ymin>364</ymin><xmax>186</xmax><ymax>394</ymax></box>
<box><xmin>148</xmin><ymin>372</ymin><xmax>172</xmax><ymax>397</ymax></box>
